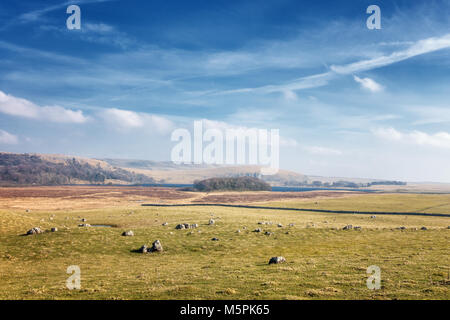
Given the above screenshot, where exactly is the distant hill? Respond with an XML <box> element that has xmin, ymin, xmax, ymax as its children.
<box><xmin>0</xmin><ymin>152</ymin><xmax>154</xmax><ymax>186</ymax></box>
<box><xmin>193</xmin><ymin>176</ymin><xmax>272</xmax><ymax>192</ymax></box>
<box><xmin>101</xmin><ymin>159</ymin><xmax>308</xmax><ymax>186</ymax></box>
<box><xmin>101</xmin><ymin>158</ymin><xmax>223</xmax><ymax>171</ymax></box>
<box><xmin>0</xmin><ymin>152</ymin><xmax>409</xmax><ymax>188</ymax></box>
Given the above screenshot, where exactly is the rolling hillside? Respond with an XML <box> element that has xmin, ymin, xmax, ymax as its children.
<box><xmin>0</xmin><ymin>152</ymin><xmax>415</xmax><ymax>188</ymax></box>
<box><xmin>0</xmin><ymin>152</ymin><xmax>154</xmax><ymax>186</ymax></box>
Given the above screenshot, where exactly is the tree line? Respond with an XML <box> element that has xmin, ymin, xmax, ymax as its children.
<box><xmin>193</xmin><ymin>176</ymin><xmax>272</xmax><ymax>192</ymax></box>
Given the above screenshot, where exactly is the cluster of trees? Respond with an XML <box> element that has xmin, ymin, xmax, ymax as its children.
<box><xmin>193</xmin><ymin>176</ymin><xmax>272</xmax><ymax>192</ymax></box>
<box><xmin>281</xmin><ymin>179</ymin><xmax>406</xmax><ymax>188</ymax></box>
<box><xmin>367</xmin><ymin>181</ymin><xmax>407</xmax><ymax>186</ymax></box>
<box><xmin>0</xmin><ymin>153</ymin><xmax>154</xmax><ymax>186</ymax></box>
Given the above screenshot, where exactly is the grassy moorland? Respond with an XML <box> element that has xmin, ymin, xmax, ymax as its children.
<box><xmin>0</xmin><ymin>189</ymin><xmax>448</xmax><ymax>300</ymax></box>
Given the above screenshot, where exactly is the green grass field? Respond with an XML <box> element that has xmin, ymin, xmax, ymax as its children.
<box><xmin>0</xmin><ymin>193</ymin><xmax>449</xmax><ymax>300</ymax></box>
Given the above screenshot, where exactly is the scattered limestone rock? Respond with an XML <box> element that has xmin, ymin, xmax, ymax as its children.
<box><xmin>175</xmin><ymin>223</ymin><xmax>198</xmax><ymax>229</ymax></box>
<box><xmin>264</xmin><ymin>231</ymin><xmax>273</xmax><ymax>236</ymax></box>
<box><xmin>27</xmin><ymin>227</ymin><xmax>43</xmax><ymax>235</ymax></box>
<box><xmin>420</xmin><ymin>226</ymin><xmax>428</xmax><ymax>230</ymax></box>
<box><xmin>289</xmin><ymin>223</ymin><xmax>294</xmax><ymax>227</ymax></box>
<box><xmin>277</xmin><ymin>223</ymin><xmax>283</xmax><ymax>228</ymax></box>
<box><xmin>354</xmin><ymin>226</ymin><xmax>362</xmax><ymax>230</ymax></box>
<box><xmin>253</xmin><ymin>228</ymin><xmax>262</xmax><ymax>233</ymax></box>
<box><xmin>211</xmin><ymin>237</ymin><xmax>219</xmax><ymax>241</ymax></box>
<box><xmin>343</xmin><ymin>225</ymin><xmax>353</xmax><ymax>230</ymax></box>
<box><xmin>78</xmin><ymin>224</ymin><xmax>91</xmax><ymax>227</ymax></box>
<box><xmin>209</xmin><ymin>219</ymin><xmax>215</xmax><ymax>225</ymax></box>
<box><xmin>162</xmin><ymin>222</ymin><xmax>168</xmax><ymax>226</ymax></box>
<box><xmin>81</xmin><ymin>218</ymin><xmax>87</xmax><ymax>222</ymax></box>
<box><xmin>122</xmin><ymin>230</ymin><xmax>134</xmax><ymax>236</ymax></box>
<box><xmin>398</xmin><ymin>226</ymin><xmax>406</xmax><ymax>230</ymax></box>
<box><xmin>51</xmin><ymin>227</ymin><xmax>58</xmax><ymax>232</ymax></box>
<box><xmin>150</xmin><ymin>240</ymin><xmax>163</xmax><ymax>252</ymax></box>
<box><xmin>268</xmin><ymin>256</ymin><xmax>286</xmax><ymax>265</ymax></box>
<box><xmin>236</xmin><ymin>229</ymin><xmax>241</xmax><ymax>233</ymax></box>
<box><xmin>139</xmin><ymin>244</ymin><xmax>148</xmax><ymax>253</ymax></box>
<box><xmin>140</xmin><ymin>240</ymin><xmax>163</xmax><ymax>253</ymax></box>
<box><xmin>258</xmin><ymin>222</ymin><xmax>264</xmax><ymax>225</ymax></box>
<box><xmin>370</xmin><ymin>215</ymin><xmax>377</xmax><ymax>219</ymax></box>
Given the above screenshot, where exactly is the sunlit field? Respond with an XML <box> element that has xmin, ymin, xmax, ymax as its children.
<box><xmin>0</xmin><ymin>188</ymin><xmax>448</xmax><ymax>300</ymax></box>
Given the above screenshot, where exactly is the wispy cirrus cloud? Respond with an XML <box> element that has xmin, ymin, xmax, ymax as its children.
<box><xmin>39</xmin><ymin>22</ymin><xmax>135</xmax><ymax>49</ymax></box>
<box><xmin>0</xmin><ymin>40</ymin><xmax>86</xmax><ymax>64</ymax></box>
<box><xmin>0</xmin><ymin>0</ymin><xmax>115</xmax><ymax>31</ymax></box>
<box><xmin>330</xmin><ymin>34</ymin><xmax>450</xmax><ymax>74</ymax></box>
<box><xmin>18</xmin><ymin>0</ymin><xmax>114</xmax><ymax>23</ymax></box>
<box><xmin>0</xmin><ymin>90</ymin><xmax>88</xmax><ymax>123</ymax></box>
<box><xmin>211</xmin><ymin>33</ymin><xmax>450</xmax><ymax>97</ymax></box>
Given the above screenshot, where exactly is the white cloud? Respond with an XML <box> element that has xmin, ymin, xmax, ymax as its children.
<box><xmin>103</xmin><ymin>108</ymin><xmax>144</xmax><ymax>127</ymax></box>
<box><xmin>101</xmin><ymin>108</ymin><xmax>174</xmax><ymax>134</ymax></box>
<box><xmin>282</xmin><ymin>90</ymin><xmax>298</xmax><ymax>101</ymax></box>
<box><xmin>353</xmin><ymin>75</ymin><xmax>383</xmax><ymax>92</ymax></box>
<box><xmin>409</xmin><ymin>106</ymin><xmax>450</xmax><ymax>125</ymax></box>
<box><xmin>0</xmin><ymin>90</ymin><xmax>88</xmax><ymax>123</ymax></box>
<box><xmin>304</xmin><ymin>146</ymin><xmax>342</xmax><ymax>156</ymax></box>
<box><xmin>0</xmin><ymin>129</ymin><xmax>18</xmax><ymax>144</ymax></box>
<box><xmin>280</xmin><ymin>137</ymin><xmax>298</xmax><ymax>147</ymax></box>
<box><xmin>373</xmin><ymin>127</ymin><xmax>450</xmax><ymax>149</ymax></box>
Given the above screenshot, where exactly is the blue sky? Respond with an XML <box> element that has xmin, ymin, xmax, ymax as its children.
<box><xmin>0</xmin><ymin>0</ymin><xmax>449</xmax><ymax>182</ymax></box>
